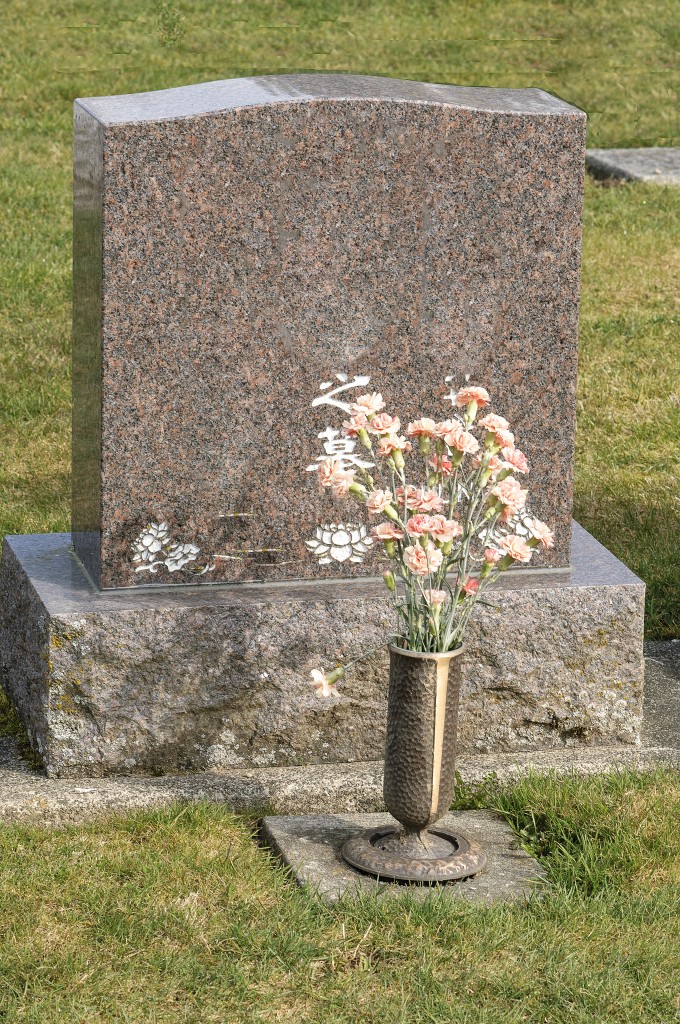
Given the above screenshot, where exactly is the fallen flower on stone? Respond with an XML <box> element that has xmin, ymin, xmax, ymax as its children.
<box><xmin>309</xmin><ymin>667</ymin><xmax>345</xmax><ymax>697</ymax></box>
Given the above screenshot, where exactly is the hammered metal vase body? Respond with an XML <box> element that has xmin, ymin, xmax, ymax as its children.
<box><xmin>383</xmin><ymin>644</ymin><xmax>463</xmax><ymax>832</ymax></box>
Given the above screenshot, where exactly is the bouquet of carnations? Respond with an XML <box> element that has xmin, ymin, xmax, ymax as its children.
<box><xmin>309</xmin><ymin>383</ymin><xmax>553</xmax><ymax>696</ymax></box>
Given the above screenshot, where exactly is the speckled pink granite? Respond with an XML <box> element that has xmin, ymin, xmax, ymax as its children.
<box><xmin>72</xmin><ymin>75</ymin><xmax>586</xmax><ymax>589</ymax></box>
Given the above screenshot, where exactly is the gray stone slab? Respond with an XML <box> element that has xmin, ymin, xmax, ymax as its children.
<box><xmin>1</xmin><ymin>523</ymin><xmax>645</xmax><ymax>778</ymax></box>
<box><xmin>260</xmin><ymin>810</ymin><xmax>546</xmax><ymax>903</ymax></box>
<box><xmin>586</xmin><ymin>148</ymin><xmax>680</xmax><ymax>185</ymax></box>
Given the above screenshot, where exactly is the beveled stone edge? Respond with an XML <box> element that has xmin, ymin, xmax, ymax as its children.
<box><xmin>75</xmin><ymin>73</ymin><xmax>586</xmax><ymax>127</ymax></box>
<box><xmin>1</xmin><ymin>520</ymin><xmax>643</xmax><ymax>615</ymax></box>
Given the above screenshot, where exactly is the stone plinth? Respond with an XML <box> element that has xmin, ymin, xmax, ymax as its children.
<box><xmin>0</xmin><ymin>523</ymin><xmax>644</xmax><ymax>779</ymax></box>
<box><xmin>73</xmin><ymin>74</ymin><xmax>586</xmax><ymax>588</ymax></box>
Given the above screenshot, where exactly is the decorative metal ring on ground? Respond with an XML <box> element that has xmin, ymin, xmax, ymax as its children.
<box><xmin>341</xmin><ymin>826</ymin><xmax>488</xmax><ymax>883</ymax></box>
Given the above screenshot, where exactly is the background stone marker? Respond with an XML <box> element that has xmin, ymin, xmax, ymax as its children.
<box><xmin>586</xmin><ymin>147</ymin><xmax>680</xmax><ymax>185</ymax></box>
<box><xmin>72</xmin><ymin>74</ymin><xmax>586</xmax><ymax>589</ymax></box>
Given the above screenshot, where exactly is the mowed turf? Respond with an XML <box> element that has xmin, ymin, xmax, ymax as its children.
<box><xmin>0</xmin><ymin>769</ymin><xmax>678</xmax><ymax>1023</ymax></box>
<box><xmin>0</xmin><ymin>0</ymin><xmax>678</xmax><ymax>636</ymax></box>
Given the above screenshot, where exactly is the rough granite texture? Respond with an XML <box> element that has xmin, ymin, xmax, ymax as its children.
<box><xmin>260</xmin><ymin>810</ymin><xmax>546</xmax><ymax>903</ymax></box>
<box><xmin>72</xmin><ymin>74</ymin><xmax>586</xmax><ymax>588</ymax></box>
<box><xmin>0</xmin><ymin>522</ymin><xmax>644</xmax><ymax>778</ymax></box>
<box><xmin>0</xmin><ymin>643</ymin><xmax>675</xmax><ymax>824</ymax></box>
<box><xmin>586</xmin><ymin>147</ymin><xmax>680</xmax><ymax>185</ymax></box>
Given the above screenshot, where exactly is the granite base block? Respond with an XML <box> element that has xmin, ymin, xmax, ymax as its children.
<box><xmin>260</xmin><ymin>811</ymin><xmax>546</xmax><ymax>904</ymax></box>
<box><xmin>0</xmin><ymin>523</ymin><xmax>644</xmax><ymax>779</ymax></box>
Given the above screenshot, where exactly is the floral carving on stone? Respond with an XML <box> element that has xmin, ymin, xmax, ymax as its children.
<box><xmin>305</xmin><ymin>523</ymin><xmax>373</xmax><ymax>565</ymax></box>
<box><xmin>131</xmin><ymin>522</ymin><xmax>214</xmax><ymax>575</ymax></box>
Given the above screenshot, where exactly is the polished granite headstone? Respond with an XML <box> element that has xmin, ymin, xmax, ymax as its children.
<box><xmin>72</xmin><ymin>74</ymin><xmax>586</xmax><ymax>589</ymax></box>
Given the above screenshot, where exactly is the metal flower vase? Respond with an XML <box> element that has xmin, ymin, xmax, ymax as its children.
<box><xmin>342</xmin><ymin>644</ymin><xmax>487</xmax><ymax>883</ymax></box>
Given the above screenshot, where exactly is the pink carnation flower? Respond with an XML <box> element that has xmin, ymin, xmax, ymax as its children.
<box><xmin>396</xmin><ymin>484</ymin><xmax>420</xmax><ymax>509</ymax></box>
<box><xmin>428</xmin><ymin>454</ymin><xmax>454</xmax><ymax>477</ymax></box>
<box><xmin>404</xmin><ymin>542</ymin><xmax>443</xmax><ymax>576</ymax></box>
<box><xmin>478</xmin><ymin>413</ymin><xmax>509</xmax><ymax>432</ymax></box>
<box><xmin>462</xmin><ymin>577</ymin><xmax>479</xmax><ymax>596</ymax></box>
<box><xmin>376</xmin><ymin>434</ymin><xmax>411</xmax><ymax>457</ymax></box>
<box><xmin>491</xmin><ymin>477</ymin><xmax>528</xmax><ymax>515</ymax></box>
<box><xmin>317</xmin><ymin>457</ymin><xmax>338</xmax><ymax>488</ymax></box>
<box><xmin>342</xmin><ymin>412</ymin><xmax>369</xmax><ymax>437</ymax></box>
<box><xmin>310</xmin><ymin>669</ymin><xmax>339</xmax><ymax>698</ymax></box>
<box><xmin>411</xmin><ymin>488</ymin><xmax>445</xmax><ymax>514</ymax></box>
<box><xmin>423</xmin><ymin>589</ymin><xmax>448</xmax><ymax>607</ymax></box>
<box><xmin>405</xmin><ymin>417</ymin><xmax>438</xmax><ymax>438</ymax></box>
<box><xmin>372</xmin><ymin>522</ymin><xmax>405</xmax><ymax>541</ymax></box>
<box><xmin>499</xmin><ymin>535</ymin><xmax>533</xmax><ymax>563</ymax></box>
<box><xmin>428</xmin><ymin>515</ymin><xmax>463</xmax><ymax>543</ymax></box>
<box><xmin>472</xmin><ymin>453</ymin><xmax>503</xmax><ymax>475</ymax></box>
<box><xmin>329</xmin><ymin>466</ymin><xmax>356</xmax><ymax>497</ymax></box>
<box><xmin>405</xmin><ymin>513</ymin><xmax>437</xmax><ymax>538</ymax></box>
<box><xmin>366</xmin><ymin>489</ymin><xmax>394</xmax><ymax>515</ymax></box>
<box><xmin>367</xmin><ymin>413</ymin><xmax>401</xmax><ymax>435</ymax></box>
<box><xmin>527</xmin><ymin>518</ymin><xmax>555</xmax><ymax>549</ymax></box>
<box><xmin>433</xmin><ymin>419</ymin><xmax>456</xmax><ymax>439</ymax></box>
<box><xmin>502</xmin><ymin>447</ymin><xmax>529</xmax><ymax>474</ymax></box>
<box><xmin>443</xmin><ymin>424</ymin><xmax>480</xmax><ymax>455</ymax></box>
<box><xmin>350</xmin><ymin>393</ymin><xmax>384</xmax><ymax>416</ymax></box>
<box><xmin>494</xmin><ymin>429</ymin><xmax>515</xmax><ymax>451</ymax></box>
<box><xmin>484</xmin><ymin>547</ymin><xmax>502</xmax><ymax>564</ymax></box>
<box><xmin>453</xmin><ymin>386</ymin><xmax>490</xmax><ymax>409</ymax></box>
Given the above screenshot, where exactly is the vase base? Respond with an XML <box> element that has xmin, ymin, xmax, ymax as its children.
<box><xmin>341</xmin><ymin>825</ymin><xmax>487</xmax><ymax>883</ymax></box>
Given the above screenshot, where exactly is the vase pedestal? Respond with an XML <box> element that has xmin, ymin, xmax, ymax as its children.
<box><xmin>342</xmin><ymin>644</ymin><xmax>488</xmax><ymax>882</ymax></box>
<box><xmin>1</xmin><ymin>522</ymin><xmax>644</xmax><ymax>782</ymax></box>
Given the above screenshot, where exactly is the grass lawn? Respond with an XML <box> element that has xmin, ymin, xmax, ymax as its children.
<box><xmin>0</xmin><ymin>768</ymin><xmax>678</xmax><ymax>1022</ymax></box>
<box><xmin>0</xmin><ymin>0</ymin><xmax>678</xmax><ymax>635</ymax></box>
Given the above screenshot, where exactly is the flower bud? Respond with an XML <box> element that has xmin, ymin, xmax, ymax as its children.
<box><xmin>349</xmin><ymin>482</ymin><xmax>367</xmax><ymax>500</ymax></box>
<box><xmin>383</xmin><ymin>570</ymin><xmax>396</xmax><ymax>592</ymax></box>
<box><xmin>383</xmin><ymin>504</ymin><xmax>399</xmax><ymax>523</ymax></box>
<box><xmin>358</xmin><ymin>428</ymin><xmax>372</xmax><ymax>450</ymax></box>
<box><xmin>418</xmin><ymin>435</ymin><xmax>431</xmax><ymax>455</ymax></box>
<box><xmin>392</xmin><ymin>449</ymin><xmax>405</xmax><ymax>471</ymax></box>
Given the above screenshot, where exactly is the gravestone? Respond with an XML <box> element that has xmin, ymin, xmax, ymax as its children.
<box><xmin>72</xmin><ymin>74</ymin><xmax>584</xmax><ymax>589</ymax></box>
<box><xmin>0</xmin><ymin>75</ymin><xmax>645</xmax><ymax>779</ymax></box>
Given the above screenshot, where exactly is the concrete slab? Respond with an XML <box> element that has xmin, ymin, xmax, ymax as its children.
<box><xmin>586</xmin><ymin>148</ymin><xmax>680</xmax><ymax>185</ymax></box>
<box><xmin>260</xmin><ymin>810</ymin><xmax>546</xmax><ymax>904</ymax></box>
